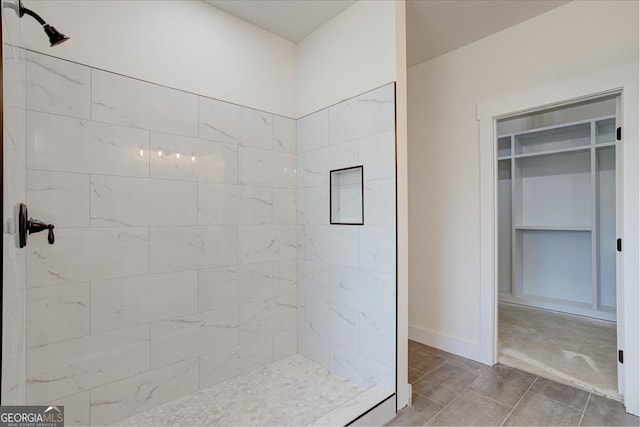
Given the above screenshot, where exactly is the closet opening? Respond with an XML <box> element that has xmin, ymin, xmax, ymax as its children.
<box><xmin>496</xmin><ymin>94</ymin><xmax>622</xmax><ymax>401</ymax></box>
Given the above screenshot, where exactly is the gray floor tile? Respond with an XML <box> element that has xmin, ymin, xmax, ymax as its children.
<box><xmin>412</xmin><ymin>359</ymin><xmax>483</xmax><ymax>406</ymax></box>
<box><xmin>386</xmin><ymin>394</ymin><xmax>443</xmax><ymax>426</ymax></box>
<box><xmin>529</xmin><ymin>377</ymin><xmax>590</xmax><ymax>411</ymax></box>
<box><xmin>409</xmin><ymin>340</ymin><xmax>424</xmax><ymax>353</ymax></box>
<box><xmin>447</xmin><ymin>355</ymin><xmax>488</xmax><ymax>376</ymax></box>
<box><xmin>409</xmin><ymin>346</ymin><xmax>449</xmax><ymax>374</ymax></box>
<box><xmin>425</xmin><ymin>390</ymin><xmax>511</xmax><ymax>426</ymax></box>
<box><xmin>504</xmin><ymin>391</ymin><xmax>583</xmax><ymax>426</ymax></box>
<box><xmin>580</xmin><ymin>394</ymin><xmax>640</xmax><ymax>426</ymax></box>
<box><xmin>468</xmin><ymin>363</ymin><xmax>536</xmax><ymax>408</ymax></box>
<box><xmin>409</xmin><ymin>367</ymin><xmax>426</xmax><ymax>384</ymax></box>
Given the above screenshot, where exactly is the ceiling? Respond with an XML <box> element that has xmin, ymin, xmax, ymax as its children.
<box><xmin>208</xmin><ymin>0</ymin><xmax>357</xmax><ymax>42</ymax></box>
<box><xmin>207</xmin><ymin>0</ymin><xmax>570</xmax><ymax>67</ymax></box>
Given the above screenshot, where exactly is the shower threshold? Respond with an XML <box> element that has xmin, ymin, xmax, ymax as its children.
<box><xmin>114</xmin><ymin>354</ymin><xmax>387</xmax><ymax>426</ymax></box>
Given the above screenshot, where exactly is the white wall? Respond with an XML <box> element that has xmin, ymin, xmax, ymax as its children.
<box><xmin>20</xmin><ymin>0</ymin><xmax>297</xmax><ymax>117</ymax></box>
<box><xmin>408</xmin><ymin>0</ymin><xmax>637</xmax><ymax>357</ymax></box>
<box><xmin>296</xmin><ymin>0</ymin><xmax>397</xmax><ymax>117</ymax></box>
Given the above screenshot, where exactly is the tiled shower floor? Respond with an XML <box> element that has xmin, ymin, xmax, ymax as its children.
<box><xmin>115</xmin><ymin>354</ymin><xmax>365</xmax><ymax>426</ymax></box>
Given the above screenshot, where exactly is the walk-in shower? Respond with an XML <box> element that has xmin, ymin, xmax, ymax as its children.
<box><xmin>2</xmin><ymin>5</ymin><xmax>397</xmax><ymax>426</ymax></box>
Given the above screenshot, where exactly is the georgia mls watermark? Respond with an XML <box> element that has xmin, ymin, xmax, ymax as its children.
<box><xmin>0</xmin><ymin>406</ymin><xmax>64</xmax><ymax>427</ymax></box>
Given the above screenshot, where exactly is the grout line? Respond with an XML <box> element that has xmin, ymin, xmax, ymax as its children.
<box><xmin>578</xmin><ymin>393</ymin><xmax>591</xmax><ymax>426</ymax></box>
<box><xmin>465</xmin><ymin>388</ymin><xmax>514</xmax><ymax>410</ymax></box>
<box><xmin>500</xmin><ymin>376</ymin><xmax>538</xmax><ymax>426</ymax></box>
<box><xmin>527</xmin><ymin>389</ymin><xmax>590</xmax><ymax>413</ymax></box>
<box><xmin>421</xmin><ymin>369</ymin><xmax>479</xmax><ymax>426</ymax></box>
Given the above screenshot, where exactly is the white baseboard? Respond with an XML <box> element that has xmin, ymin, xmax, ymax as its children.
<box><xmin>409</xmin><ymin>324</ymin><xmax>490</xmax><ymax>365</ymax></box>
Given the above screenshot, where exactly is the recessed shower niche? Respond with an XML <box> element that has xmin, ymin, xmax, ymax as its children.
<box><xmin>330</xmin><ymin>165</ymin><xmax>364</xmax><ymax>225</ymax></box>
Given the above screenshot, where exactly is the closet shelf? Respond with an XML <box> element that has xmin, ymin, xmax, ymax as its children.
<box><xmin>513</xmin><ymin>145</ymin><xmax>590</xmax><ymax>160</ymax></box>
<box><xmin>515</xmin><ymin>225</ymin><xmax>592</xmax><ymax>232</ymax></box>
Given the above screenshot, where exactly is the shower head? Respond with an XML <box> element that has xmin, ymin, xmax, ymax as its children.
<box><xmin>43</xmin><ymin>24</ymin><xmax>69</xmax><ymax>47</ymax></box>
<box><xmin>10</xmin><ymin>0</ymin><xmax>70</xmax><ymax>47</ymax></box>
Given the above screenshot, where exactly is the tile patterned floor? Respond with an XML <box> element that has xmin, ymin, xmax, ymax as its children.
<box><xmin>387</xmin><ymin>341</ymin><xmax>640</xmax><ymax>426</ymax></box>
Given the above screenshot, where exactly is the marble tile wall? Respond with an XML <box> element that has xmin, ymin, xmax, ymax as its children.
<box><xmin>296</xmin><ymin>84</ymin><xmax>397</xmax><ymax>392</ymax></box>
<box><xmin>21</xmin><ymin>50</ymin><xmax>297</xmax><ymax>425</ymax></box>
<box><xmin>2</xmin><ymin>9</ymin><xmax>27</xmax><ymax>405</ymax></box>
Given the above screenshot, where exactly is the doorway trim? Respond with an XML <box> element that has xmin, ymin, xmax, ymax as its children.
<box><xmin>477</xmin><ymin>62</ymin><xmax>639</xmax><ymax>415</ymax></box>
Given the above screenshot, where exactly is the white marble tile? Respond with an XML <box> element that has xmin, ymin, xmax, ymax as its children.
<box><xmin>91</xmin><ymin>175</ymin><xmax>197</xmax><ymax>227</ymax></box>
<box><xmin>304</xmin><ymin>297</ymin><xmax>329</xmax><ymax>339</ymax></box>
<box><xmin>358</xmin><ymin>130</ymin><xmax>396</xmax><ymax>180</ymax></box>
<box><xmin>360</xmin><ymin>226</ymin><xmax>395</xmax><ymax>273</ymax></box>
<box><xmin>199</xmin><ymin>98</ymin><xmax>272</xmax><ymax>148</ymax></box>
<box><xmin>273</xmin><ymin>259</ymin><xmax>296</xmax><ymax>297</ymax></box>
<box><xmin>26</xmin><ymin>51</ymin><xmax>90</xmax><ymax>119</ymax></box>
<box><xmin>328</xmin><ymin>84</ymin><xmax>395</xmax><ymax>144</ymax></box>
<box><xmin>272</xmin><ymin>115</ymin><xmax>296</xmax><ymax>153</ymax></box>
<box><xmin>26</xmin><ymin>325</ymin><xmax>150</xmax><ymax>403</ymax></box>
<box><xmin>92</xmin><ymin>69</ymin><xmax>198</xmax><ymax>137</ymax></box>
<box><xmin>273</xmin><ymin>329</ymin><xmax>297</xmax><ymax>360</ymax></box>
<box><xmin>296</xmin><ymin>294</ymin><xmax>306</xmax><ymax>335</ymax></box>
<box><xmin>364</xmin><ymin>178</ymin><xmax>395</xmax><ymax>226</ymax></box>
<box><xmin>238</xmin><ymin>225</ymin><xmax>296</xmax><ymax>263</ymax></box>
<box><xmin>329</xmin><ymin>265</ymin><xmax>395</xmax><ymax>321</ymax></box>
<box><xmin>328</xmin><ymin>303</ymin><xmax>359</xmax><ymax>352</ymax></box>
<box><xmin>298</xmin><ymin>330</ymin><xmax>330</xmax><ymax>371</ymax></box>
<box><xmin>198</xmin><ymin>97</ymin><xmax>242</xmax><ymax>144</ymax></box>
<box><xmin>198</xmin><ymin>262</ymin><xmax>273</xmax><ymax>312</ymax></box>
<box><xmin>239</xmin><ymin>300</ymin><xmax>273</xmax><ymax>343</ymax></box>
<box><xmin>302</xmin><ymin>141</ymin><xmax>359</xmax><ymax>188</ymax></box>
<box><xmin>26</xmin><ymin>111</ymin><xmax>149</xmax><ymax>177</ymax></box>
<box><xmin>273</xmin><ymin>294</ymin><xmax>298</xmax><ymax>333</ymax></box>
<box><xmin>26</xmin><ymin>282</ymin><xmax>90</xmax><ymax>348</ymax></box>
<box><xmin>297</xmin><ymin>260</ymin><xmax>330</xmax><ymax>302</ymax></box>
<box><xmin>27</xmin><ymin>227</ymin><xmax>149</xmax><ymax>288</ymax></box>
<box><xmin>239</xmin><ymin>146</ymin><xmax>296</xmax><ymax>188</ymax></box>
<box><xmin>296</xmin><ymin>151</ymin><xmax>305</xmax><ymax>189</ymax></box>
<box><xmin>91</xmin><ymin>271</ymin><xmax>198</xmax><ymax>333</ymax></box>
<box><xmin>304</xmin><ymin>225</ymin><xmax>359</xmax><ymax>267</ymax></box>
<box><xmin>272</xmin><ymin>188</ymin><xmax>296</xmax><ymax>224</ymax></box>
<box><xmin>42</xmin><ymin>391</ymin><xmax>90</xmax><ymax>426</ymax></box>
<box><xmin>359</xmin><ymin>312</ymin><xmax>395</xmax><ymax>368</ymax></box>
<box><xmin>150</xmin><ymin>131</ymin><xmax>238</xmax><ymax>184</ymax></box>
<box><xmin>199</xmin><ymin>336</ymin><xmax>273</xmax><ymax>388</ymax></box>
<box><xmin>239</xmin><ymin>295</ymin><xmax>296</xmax><ymax>343</ymax></box>
<box><xmin>3</xmin><ymin>47</ymin><xmax>26</xmax><ymax>109</ymax></box>
<box><xmin>298</xmin><ymin>186</ymin><xmax>329</xmax><ymax>225</ymax></box>
<box><xmin>297</xmin><ymin>224</ymin><xmax>305</xmax><ymax>259</ymax></box>
<box><xmin>304</xmin><ymin>298</ymin><xmax>358</xmax><ymax>351</ymax></box>
<box><xmin>239</xmin><ymin>108</ymin><xmax>272</xmax><ymax>149</ymax></box>
<box><xmin>4</xmin><ymin>106</ymin><xmax>27</xmax><ymax>167</ymax></box>
<box><xmin>198</xmin><ymin>183</ymin><xmax>271</xmax><ymax>225</ymax></box>
<box><xmin>149</xmin><ymin>226</ymin><xmax>237</xmax><ymax>273</ymax></box>
<box><xmin>297</xmin><ymin>109</ymin><xmax>328</xmax><ymax>153</ymax></box>
<box><xmin>91</xmin><ymin>360</ymin><xmax>198</xmax><ymax>426</ymax></box>
<box><xmin>244</xmin><ymin>147</ymin><xmax>297</xmax><ymax>189</ymax></box>
<box><xmin>330</xmin><ymin>345</ymin><xmax>394</xmax><ymax>390</ymax></box>
<box><xmin>27</xmin><ymin>170</ymin><xmax>90</xmax><ymax>228</ymax></box>
<box><xmin>150</xmin><ymin>306</ymin><xmax>239</xmax><ymax>369</ymax></box>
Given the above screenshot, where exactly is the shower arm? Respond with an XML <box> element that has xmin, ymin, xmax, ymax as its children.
<box><xmin>19</xmin><ymin>3</ymin><xmax>47</xmax><ymax>27</ymax></box>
